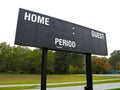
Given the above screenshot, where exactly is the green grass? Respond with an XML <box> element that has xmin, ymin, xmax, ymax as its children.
<box><xmin>0</xmin><ymin>86</ymin><xmax>37</xmax><ymax>90</ymax></box>
<box><xmin>0</xmin><ymin>74</ymin><xmax>120</xmax><ymax>89</ymax></box>
<box><xmin>47</xmin><ymin>74</ymin><xmax>86</xmax><ymax>83</ymax></box>
<box><xmin>0</xmin><ymin>74</ymin><xmax>40</xmax><ymax>85</ymax></box>
<box><xmin>0</xmin><ymin>74</ymin><xmax>87</xmax><ymax>85</ymax></box>
<box><xmin>1</xmin><ymin>74</ymin><xmax>120</xmax><ymax>84</ymax></box>
<box><xmin>48</xmin><ymin>83</ymin><xmax>85</xmax><ymax>88</ymax></box>
<box><xmin>108</xmin><ymin>88</ymin><xmax>120</xmax><ymax>90</ymax></box>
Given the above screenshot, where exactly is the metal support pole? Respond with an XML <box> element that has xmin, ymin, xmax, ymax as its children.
<box><xmin>41</xmin><ymin>48</ymin><xmax>47</xmax><ymax>90</ymax></box>
<box><xmin>85</xmin><ymin>53</ymin><xmax>93</xmax><ymax>90</ymax></box>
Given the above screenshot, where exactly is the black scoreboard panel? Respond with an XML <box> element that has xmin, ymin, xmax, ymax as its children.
<box><xmin>15</xmin><ymin>8</ymin><xmax>108</xmax><ymax>55</ymax></box>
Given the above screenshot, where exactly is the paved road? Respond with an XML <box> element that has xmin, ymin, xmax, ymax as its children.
<box><xmin>28</xmin><ymin>83</ymin><xmax>120</xmax><ymax>90</ymax></box>
<box><xmin>48</xmin><ymin>83</ymin><xmax>120</xmax><ymax>90</ymax></box>
<box><xmin>0</xmin><ymin>83</ymin><xmax>120</xmax><ymax>90</ymax></box>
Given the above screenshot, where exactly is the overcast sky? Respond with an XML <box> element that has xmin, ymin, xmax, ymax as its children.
<box><xmin>0</xmin><ymin>0</ymin><xmax>120</xmax><ymax>57</ymax></box>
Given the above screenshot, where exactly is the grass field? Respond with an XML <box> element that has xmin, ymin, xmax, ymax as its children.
<box><xmin>0</xmin><ymin>74</ymin><xmax>120</xmax><ymax>89</ymax></box>
<box><xmin>109</xmin><ymin>88</ymin><xmax>120</xmax><ymax>90</ymax></box>
<box><xmin>0</xmin><ymin>86</ymin><xmax>37</xmax><ymax>90</ymax></box>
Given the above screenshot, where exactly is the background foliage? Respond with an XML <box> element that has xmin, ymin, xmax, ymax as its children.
<box><xmin>0</xmin><ymin>42</ymin><xmax>119</xmax><ymax>74</ymax></box>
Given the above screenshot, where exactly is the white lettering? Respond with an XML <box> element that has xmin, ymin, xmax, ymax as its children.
<box><xmin>31</xmin><ymin>14</ymin><xmax>37</xmax><ymax>22</ymax></box>
<box><xmin>68</xmin><ymin>41</ymin><xmax>72</xmax><ymax>47</ymax></box>
<box><xmin>55</xmin><ymin>38</ymin><xmax>59</xmax><ymax>45</ymax></box>
<box><xmin>24</xmin><ymin>12</ymin><xmax>50</xmax><ymax>26</ymax></box>
<box><xmin>24</xmin><ymin>12</ymin><xmax>31</xmax><ymax>21</ymax></box>
<box><xmin>72</xmin><ymin>42</ymin><xmax>76</xmax><ymax>48</ymax></box>
<box><xmin>37</xmin><ymin>16</ymin><xmax>44</xmax><ymax>24</ymax></box>
<box><xmin>62</xmin><ymin>39</ymin><xmax>66</xmax><ymax>46</ymax></box>
<box><xmin>91</xmin><ymin>31</ymin><xmax>104</xmax><ymax>39</ymax></box>
<box><xmin>45</xmin><ymin>18</ymin><xmax>50</xmax><ymax>26</ymax></box>
<box><xmin>55</xmin><ymin>38</ymin><xmax>76</xmax><ymax>48</ymax></box>
<box><xmin>59</xmin><ymin>39</ymin><xmax>62</xmax><ymax>46</ymax></box>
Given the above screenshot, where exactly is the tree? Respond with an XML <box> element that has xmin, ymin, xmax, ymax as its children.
<box><xmin>104</xmin><ymin>61</ymin><xmax>111</xmax><ymax>73</ymax></box>
<box><xmin>54</xmin><ymin>51</ymin><xmax>85</xmax><ymax>74</ymax></box>
<box><xmin>0</xmin><ymin>42</ymin><xmax>12</xmax><ymax>73</ymax></box>
<box><xmin>0</xmin><ymin>42</ymin><xmax>43</xmax><ymax>74</ymax></box>
<box><xmin>30</xmin><ymin>49</ymin><xmax>42</xmax><ymax>74</ymax></box>
<box><xmin>67</xmin><ymin>53</ymin><xmax>85</xmax><ymax>74</ymax></box>
<box><xmin>109</xmin><ymin>50</ymin><xmax>120</xmax><ymax>70</ymax></box>
<box><xmin>54</xmin><ymin>51</ymin><xmax>69</xmax><ymax>74</ymax></box>
<box><xmin>92</xmin><ymin>56</ymin><xmax>108</xmax><ymax>74</ymax></box>
<box><xmin>47</xmin><ymin>50</ymin><xmax>55</xmax><ymax>74</ymax></box>
<box><xmin>0</xmin><ymin>42</ymin><xmax>86</xmax><ymax>74</ymax></box>
<box><xmin>12</xmin><ymin>46</ymin><xmax>32</xmax><ymax>74</ymax></box>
